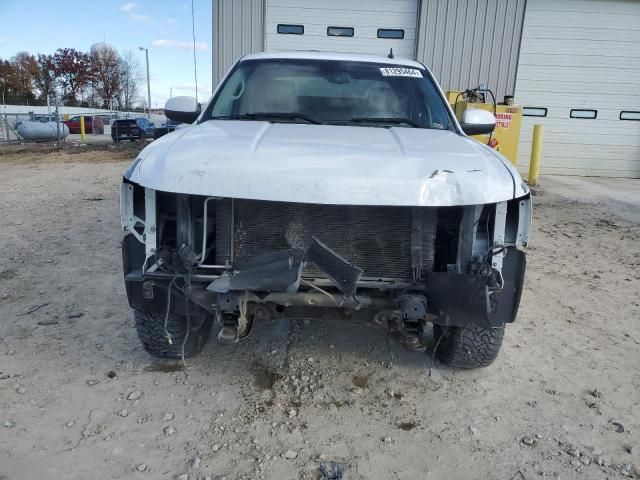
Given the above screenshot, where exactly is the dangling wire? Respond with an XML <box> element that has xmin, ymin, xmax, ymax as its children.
<box><xmin>164</xmin><ymin>275</ymin><xmax>177</xmax><ymax>345</ymax></box>
<box><xmin>181</xmin><ymin>294</ymin><xmax>191</xmax><ymax>368</ymax></box>
<box><xmin>181</xmin><ymin>270</ymin><xmax>193</xmax><ymax>368</ymax></box>
<box><xmin>430</xmin><ymin>324</ymin><xmax>449</xmax><ymax>377</ymax></box>
<box><xmin>300</xmin><ymin>279</ymin><xmax>340</xmax><ymax>306</ymax></box>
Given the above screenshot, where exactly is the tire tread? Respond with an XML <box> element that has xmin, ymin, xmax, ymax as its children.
<box><xmin>434</xmin><ymin>325</ymin><xmax>504</xmax><ymax>368</ymax></box>
<box><xmin>134</xmin><ymin>309</ymin><xmax>212</xmax><ymax>359</ymax></box>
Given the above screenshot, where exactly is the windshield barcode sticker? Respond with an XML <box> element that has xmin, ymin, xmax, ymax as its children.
<box><xmin>380</xmin><ymin>67</ymin><xmax>423</xmax><ymax>78</ymax></box>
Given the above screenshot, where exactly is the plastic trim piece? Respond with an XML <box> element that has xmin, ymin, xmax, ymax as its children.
<box><xmin>120</xmin><ymin>183</ymin><xmax>145</xmax><ymax>244</ymax></box>
<box><xmin>143</xmin><ymin>188</ymin><xmax>157</xmax><ymax>258</ymax></box>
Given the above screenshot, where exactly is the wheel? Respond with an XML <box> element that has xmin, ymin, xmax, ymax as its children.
<box><xmin>134</xmin><ymin>309</ymin><xmax>213</xmax><ymax>359</ymax></box>
<box><xmin>433</xmin><ymin>324</ymin><xmax>504</xmax><ymax>368</ymax></box>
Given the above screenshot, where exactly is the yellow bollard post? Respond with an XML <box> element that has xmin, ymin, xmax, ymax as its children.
<box><xmin>528</xmin><ymin>124</ymin><xmax>543</xmax><ymax>186</ymax></box>
<box><xmin>80</xmin><ymin>115</ymin><xmax>86</xmax><ymax>144</ymax></box>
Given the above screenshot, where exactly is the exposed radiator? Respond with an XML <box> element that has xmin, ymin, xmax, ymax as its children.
<box><xmin>215</xmin><ymin>198</ymin><xmax>436</xmax><ymax>281</ymax></box>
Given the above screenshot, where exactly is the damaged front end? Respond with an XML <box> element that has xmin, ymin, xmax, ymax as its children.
<box><xmin>121</xmin><ymin>179</ymin><xmax>531</xmax><ymax>346</ymax></box>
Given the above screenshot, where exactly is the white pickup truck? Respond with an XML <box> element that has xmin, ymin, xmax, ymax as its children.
<box><xmin>120</xmin><ymin>51</ymin><xmax>531</xmax><ymax>369</ymax></box>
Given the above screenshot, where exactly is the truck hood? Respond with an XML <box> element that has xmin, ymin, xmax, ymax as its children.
<box><xmin>125</xmin><ymin>120</ymin><xmax>527</xmax><ymax>206</ymax></box>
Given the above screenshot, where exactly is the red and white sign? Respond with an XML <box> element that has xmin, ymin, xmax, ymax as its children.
<box><xmin>495</xmin><ymin>112</ymin><xmax>513</xmax><ymax>129</ymax></box>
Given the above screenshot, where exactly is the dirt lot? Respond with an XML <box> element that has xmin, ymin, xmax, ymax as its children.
<box><xmin>1</xmin><ymin>145</ymin><xmax>639</xmax><ymax>480</ymax></box>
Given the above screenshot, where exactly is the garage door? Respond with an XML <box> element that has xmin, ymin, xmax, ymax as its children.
<box><xmin>515</xmin><ymin>0</ymin><xmax>640</xmax><ymax>177</ymax></box>
<box><xmin>265</xmin><ymin>0</ymin><xmax>418</xmax><ymax>59</ymax></box>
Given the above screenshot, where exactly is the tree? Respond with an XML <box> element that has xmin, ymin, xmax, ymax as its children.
<box><xmin>91</xmin><ymin>46</ymin><xmax>121</xmax><ymax>109</ymax></box>
<box><xmin>118</xmin><ymin>50</ymin><xmax>144</xmax><ymax>110</ymax></box>
<box><xmin>0</xmin><ymin>58</ymin><xmax>16</xmax><ymax>97</ymax></box>
<box><xmin>53</xmin><ymin>48</ymin><xmax>92</xmax><ymax>105</ymax></box>
<box><xmin>34</xmin><ymin>54</ymin><xmax>58</xmax><ymax>102</ymax></box>
<box><xmin>10</xmin><ymin>52</ymin><xmax>39</xmax><ymax>103</ymax></box>
<box><xmin>136</xmin><ymin>98</ymin><xmax>148</xmax><ymax>112</ymax></box>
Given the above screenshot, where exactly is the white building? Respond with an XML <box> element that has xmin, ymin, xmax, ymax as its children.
<box><xmin>212</xmin><ymin>0</ymin><xmax>640</xmax><ymax>177</ymax></box>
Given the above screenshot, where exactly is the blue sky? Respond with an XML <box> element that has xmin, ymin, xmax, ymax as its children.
<box><xmin>0</xmin><ymin>0</ymin><xmax>212</xmax><ymax>108</ymax></box>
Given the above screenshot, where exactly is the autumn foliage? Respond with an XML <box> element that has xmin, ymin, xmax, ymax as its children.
<box><xmin>0</xmin><ymin>47</ymin><xmax>144</xmax><ymax>109</ymax></box>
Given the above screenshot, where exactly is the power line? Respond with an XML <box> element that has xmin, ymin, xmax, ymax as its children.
<box><xmin>191</xmin><ymin>0</ymin><xmax>199</xmax><ymax>105</ymax></box>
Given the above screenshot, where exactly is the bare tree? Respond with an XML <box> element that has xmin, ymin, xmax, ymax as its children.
<box><xmin>118</xmin><ymin>50</ymin><xmax>144</xmax><ymax>110</ymax></box>
<box><xmin>137</xmin><ymin>98</ymin><xmax>148</xmax><ymax>112</ymax></box>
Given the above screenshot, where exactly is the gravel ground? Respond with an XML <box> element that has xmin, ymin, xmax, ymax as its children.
<box><xmin>0</xmin><ymin>145</ymin><xmax>639</xmax><ymax>480</ymax></box>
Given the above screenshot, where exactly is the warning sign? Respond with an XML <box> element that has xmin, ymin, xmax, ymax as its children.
<box><xmin>495</xmin><ymin>112</ymin><xmax>513</xmax><ymax>129</ymax></box>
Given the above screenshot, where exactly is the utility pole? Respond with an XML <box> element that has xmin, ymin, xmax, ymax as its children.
<box><xmin>54</xmin><ymin>95</ymin><xmax>61</xmax><ymax>146</ymax></box>
<box><xmin>139</xmin><ymin>46</ymin><xmax>152</xmax><ymax>119</ymax></box>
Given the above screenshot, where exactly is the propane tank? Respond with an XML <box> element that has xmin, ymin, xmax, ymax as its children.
<box><xmin>17</xmin><ymin>121</ymin><xmax>69</xmax><ymax>141</ymax></box>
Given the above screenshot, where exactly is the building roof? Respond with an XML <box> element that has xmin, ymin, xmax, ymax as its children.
<box><xmin>240</xmin><ymin>51</ymin><xmax>425</xmax><ymax>68</ymax></box>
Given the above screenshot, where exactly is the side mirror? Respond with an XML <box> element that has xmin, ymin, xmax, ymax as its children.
<box><xmin>460</xmin><ymin>109</ymin><xmax>496</xmax><ymax>135</ymax></box>
<box><xmin>165</xmin><ymin>96</ymin><xmax>200</xmax><ymax>124</ymax></box>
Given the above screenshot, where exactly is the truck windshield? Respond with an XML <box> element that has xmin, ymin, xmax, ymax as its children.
<box><xmin>207</xmin><ymin>59</ymin><xmax>453</xmax><ymax>130</ymax></box>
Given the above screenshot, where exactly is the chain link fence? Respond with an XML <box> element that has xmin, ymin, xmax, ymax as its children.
<box><xmin>1</xmin><ymin>108</ymin><xmax>165</xmax><ymax>143</ymax></box>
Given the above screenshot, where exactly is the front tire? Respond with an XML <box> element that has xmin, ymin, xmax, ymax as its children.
<box><xmin>134</xmin><ymin>309</ymin><xmax>213</xmax><ymax>359</ymax></box>
<box><xmin>433</xmin><ymin>324</ymin><xmax>504</xmax><ymax>368</ymax></box>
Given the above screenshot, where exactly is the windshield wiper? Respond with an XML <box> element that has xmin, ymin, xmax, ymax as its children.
<box><xmin>211</xmin><ymin>112</ymin><xmax>322</xmax><ymax>125</ymax></box>
<box><xmin>348</xmin><ymin>117</ymin><xmax>423</xmax><ymax>128</ymax></box>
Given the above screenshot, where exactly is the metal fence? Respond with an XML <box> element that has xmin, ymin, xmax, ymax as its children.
<box><xmin>0</xmin><ymin>110</ymin><xmax>162</xmax><ymax>143</ymax></box>
<box><xmin>0</xmin><ymin>113</ymin><xmax>27</xmax><ymax>142</ymax></box>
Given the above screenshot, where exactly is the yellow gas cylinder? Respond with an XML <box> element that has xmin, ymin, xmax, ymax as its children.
<box><xmin>445</xmin><ymin>90</ymin><xmax>462</xmax><ymax>106</ymax></box>
<box><xmin>453</xmin><ymin>100</ymin><xmax>523</xmax><ymax>166</ymax></box>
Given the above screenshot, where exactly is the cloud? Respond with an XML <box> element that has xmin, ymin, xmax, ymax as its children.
<box><xmin>151</xmin><ymin>39</ymin><xmax>208</xmax><ymax>51</ymax></box>
<box><xmin>0</xmin><ymin>37</ymin><xmax>6</xmax><ymax>44</ymax></box>
<box><xmin>119</xmin><ymin>2</ymin><xmax>138</xmax><ymax>12</ymax></box>
<box><xmin>119</xmin><ymin>3</ymin><xmax>150</xmax><ymax>21</ymax></box>
<box><xmin>129</xmin><ymin>13</ymin><xmax>151</xmax><ymax>22</ymax></box>
<box><xmin>166</xmin><ymin>18</ymin><xmax>177</xmax><ymax>25</ymax></box>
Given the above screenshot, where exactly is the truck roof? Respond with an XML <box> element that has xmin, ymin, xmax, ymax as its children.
<box><xmin>240</xmin><ymin>51</ymin><xmax>426</xmax><ymax>69</ymax></box>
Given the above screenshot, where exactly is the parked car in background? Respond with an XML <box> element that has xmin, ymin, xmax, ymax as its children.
<box><xmin>14</xmin><ymin>114</ymin><xmax>59</xmax><ymax>129</ymax></box>
<box><xmin>96</xmin><ymin>114</ymin><xmax>112</xmax><ymax>126</ymax></box>
<box><xmin>64</xmin><ymin>116</ymin><xmax>93</xmax><ymax>134</ymax></box>
<box><xmin>153</xmin><ymin>119</ymin><xmax>181</xmax><ymax>139</ymax></box>
<box><xmin>29</xmin><ymin>114</ymin><xmax>58</xmax><ymax>123</ymax></box>
<box><xmin>136</xmin><ymin>117</ymin><xmax>155</xmax><ymax>138</ymax></box>
<box><xmin>111</xmin><ymin>119</ymin><xmax>142</xmax><ymax>142</ymax></box>
<box><xmin>111</xmin><ymin>118</ymin><xmax>155</xmax><ymax>142</ymax></box>
<box><xmin>92</xmin><ymin>116</ymin><xmax>105</xmax><ymax>134</ymax></box>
